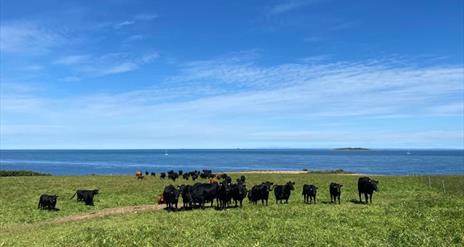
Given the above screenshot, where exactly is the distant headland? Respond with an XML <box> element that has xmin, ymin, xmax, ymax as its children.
<box><xmin>334</xmin><ymin>147</ymin><xmax>370</xmax><ymax>151</ymax></box>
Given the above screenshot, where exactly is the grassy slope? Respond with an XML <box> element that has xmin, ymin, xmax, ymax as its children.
<box><xmin>1</xmin><ymin>174</ymin><xmax>463</xmax><ymax>246</ymax></box>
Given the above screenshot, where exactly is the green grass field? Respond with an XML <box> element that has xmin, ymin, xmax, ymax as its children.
<box><xmin>1</xmin><ymin>173</ymin><xmax>463</xmax><ymax>246</ymax></box>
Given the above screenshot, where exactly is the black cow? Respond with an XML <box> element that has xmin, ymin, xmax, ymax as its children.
<box><xmin>38</xmin><ymin>194</ymin><xmax>58</xmax><ymax>210</ymax></box>
<box><xmin>71</xmin><ymin>189</ymin><xmax>98</xmax><ymax>206</ymax></box>
<box><xmin>183</xmin><ymin>173</ymin><xmax>190</xmax><ymax>180</ymax></box>
<box><xmin>160</xmin><ymin>172</ymin><xmax>166</xmax><ymax>179</ymax></box>
<box><xmin>168</xmin><ymin>172</ymin><xmax>179</xmax><ymax>182</ymax></box>
<box><xmin>150</xmin><ymin>172</ymin><xmax>156</xmax><ymax>176</ymax></box>
<box><xmin>237</xmin><ymin>175</ymin><xmax>246</xmax><ymax>183</ymax></box>
<box><xmin>179</xmin><ymin>185</ymin><xmax>193</xmax><ymax>209</ymax></box>
<box><xmin>231</xmin><ymin>182</ymin><xmax>247</xmax><ymax>207</ymax></box>
<box><xmin>145</xmin><ymin>171</ymin><xmax>149</xmax><ymax>176</ymax></box>
<box><xmin>224</xmin><ymin>175</ymin><xmax>232</xmax><ymax>185</ymax></box>
<box><xmin>250</xmin><ymin>181</ymin><xmax>273</xmax><ymax>205</ymax></box>
<box><xmin>302</xmin><ymin>184</ymin><xmax>318</xmax><ymax>204</ymax></box>
<box><xmin>191</xmin><ymin>173</ymin><xmax>199</xmax><ymax>181</ymax></box>
<box><xmin>163</xmin><ymin>185</ymin><xmax>180</xmax><ymax>210</ymax></box>
<box><xmin>358</xmin><ymin>177</ymin><xmax>379</xmax><ymax>204</ymax></box>
<box><xmin>329</xmin><ymin>183</ymin><xmax>343</xmax><ymax>204</ymax></box>
<box><xmin>178</xmin><ymin>170</ymin><xmax>183</xmax><ymax>176</ymax></box>
<box><xmin>217</xmin><ymin>181</ymin><xmax>232</xmax><ymax>209</ymax></box>
<box><xmin>274</xmin><ymin>181</ymin><xmax>295</xmax><ymax>204</ymax></box>
<box><xmin>190</xmin><ymin>183</ymin><xmax>219</xmax><ymax>209</ymax></box>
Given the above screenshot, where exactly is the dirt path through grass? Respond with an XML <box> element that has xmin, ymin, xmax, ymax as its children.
<box><xmin>53</xmin><ymin>204</ymin><xmax>165</xmax><ymax>224</ymax></box>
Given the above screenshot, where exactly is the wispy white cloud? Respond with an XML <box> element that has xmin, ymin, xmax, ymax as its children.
<box><xmin>54</xmin><ymin>55</ymin><xmax>90</xmax><ymax>65</ymax></box>
<box><xmin>1</xmin><ymin>56</ymin><xmax>463</xmax><ymax>148</ymax></box>
<box><xmin>55</xmin><ymin>51</ymin><xmax>159</xmax><ymax>76</ymax></box>
<box><xmin>0</xmin><ymin>21</ymin><xmax>66</xmax><ymax>54</ymax></box>
<box><xmin>113</xmin><ymin>13</ymin><xmax>158</xmax><ymax>29</ymax></box>
<box><xmin>269</xmin><ymin>0</ymin><xmax>323</xmax><ymax>15</ymax></box>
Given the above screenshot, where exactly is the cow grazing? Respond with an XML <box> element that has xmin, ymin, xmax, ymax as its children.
<box><xmin>274</xmin><ymin>181</ymin><xmax>295</xmax><ymax>204</ymax></box>
<box><xmin>163</xmin><ymin>185</ymin><xmax>180</xmax><ymax>210</ymax></box>
<box><xmin>190</xmin><ymin>183</ymin><xmax>219</xmax><ymax>209</ymax></box>
<box><xmin>151</xmin><ymin>172</ymin><xmax>156</xmax><ymax>176</ymax></box>
<box><xmin>191</xmin><ymin>173</ymin><xmax>199</xmax><ymax>181</ymax></box>
<box><xmin>160</xmin><ymin>172</ymin><xmax>166</xmax><ymax>179</ymax></box>
<box><xmin>231</xmin><ymin>182</ymin><xmax>247</xmax><ymax>207</ymax></box>
<box><xmin>358</xmin><ymin>177</ymin><xmax>379</xmax><ymax>204</ymax></box>
<box><xmin>179</xmin><ymin>185</ymin><xmax>193</xmax><ymax>209</ymax></box>
<box><xmin>38</xmin><ymin>194</ymin><xmax>58</xmax><ymax>210</ymax></box>
<box><xmin>329</xmin><ymin>183</ymin><xmax>343</xmax><ymax>204</ymax></box>
<box><xmin>178</xmin><ymin>170</ymin><xmax>183</xmax><ymax>176</ymax></box>
<box><xmin>250</xmin><ymin>181</ymin><xmax>274</xmax><ymax>205</ymax></box>
<box><xmin>302</xmin><ymin>184</ymin><xmax>318</xmax><ymax>204</ymax></box>
<box><xmin>183</xmin><ymin>173</ymin><xmax>190</xmax><ymax>180</ymax></box>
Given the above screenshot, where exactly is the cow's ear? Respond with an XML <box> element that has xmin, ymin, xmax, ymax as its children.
<box><xmin>292</xmin><ymin>182</ymin><xmax>295</xmax><ymax>185</ymax></box>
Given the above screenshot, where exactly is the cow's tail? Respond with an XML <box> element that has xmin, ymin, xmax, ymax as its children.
<box><xmin>70</xmin><ymin>192</ymin><xmax>76</xmax><ymax>200</ymax></box>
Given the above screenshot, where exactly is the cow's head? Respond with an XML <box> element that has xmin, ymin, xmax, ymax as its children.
<box><xmin>286</xmin><ymin>181</ymin><xmax>295</xmax><ymax>190</ymax></box>
<box><xmin>264</xmin><ymin>181</ymin><xmax>274</xmax><ymax>191</ymax></box>
<box><xmin>372</xmin><ymin>180</ymin><xmax>379</xmax><ymax>191</ymax></box>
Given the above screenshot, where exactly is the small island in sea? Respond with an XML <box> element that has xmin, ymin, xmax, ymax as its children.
<box><xmin>335</xmin><ymin>147</ymin><xmax>370</xmax><ymax>151</ymax></box>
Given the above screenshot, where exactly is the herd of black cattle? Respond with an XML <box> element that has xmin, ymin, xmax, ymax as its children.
<box><xmin>37</xmin><ymin>169</ymin><xmax>379</xmax><ymax>211</ymax></box>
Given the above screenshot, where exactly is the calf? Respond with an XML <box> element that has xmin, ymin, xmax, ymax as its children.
<box><xmin>274</xmin><ymin>181</ymin><xmax>295</xmax><ymax>204</ymax></box>
<box><xmin>38</xmin><ymin>194</ymin><xmax>58</xmax><ymax>210</ymax></box>
<box><xmin>163</xmin><ymin>185</ymin><xmax>180</xmax><ymax>210</ymax></box>
<box><xmin>302</xmin><ymin>184</ymin><xmax>318</xmax><ymax>204</ymax></box>
<box><xmin>179</xmin><ymin>185</ymin><xmax>193</xmax><ymax>209</ymax></box>
<box><xmin>217</xmin><ymin>181</ymin><xmax>232</xmax><ymax>209</ymax></box>
<box><xmin>231</xmin><ymin>182</ymin><xmax>247</xmax><ymax>207</ymax></box>
<box><xmin>358</xmin><ymin>177</ymin><xmax>379</xmax><ymax>204</ymax></box>
<box><xmin>329</xmin><ymin>183</ymin><xmax>343</xmax><ymax>204</ymax></box>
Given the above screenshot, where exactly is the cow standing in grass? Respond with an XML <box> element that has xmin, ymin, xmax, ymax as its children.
<box><xmin>38</xmin><ymin>194</ymin><xmax>58</xmax><ymax>210</ymax></box>
<box><xmin>274</xmin><ymin>181</ymin><xmax>295</xmax><ymax>204</ymax></box>
<box><xmin>329</xmin><ymin>183</ymin><xmax>343</xmax><ymax>204</ymax></box>
<box><xmin>190</xmin><ymin>183</ymin><xmax>219</xmax><ymax>209</ymax></box>
<box><xmin>250</xmin><ymin>181</ymin><xmax>273</xmax><ymax>205</ymax></box>
<box><xmin>231</xmin><ymin>182</ymin><xmax>247</xmax><ymax>207</ymax></box>
<box><xmin>302</xmin><ymin>184</ymin><xmax>318</xmax><ymax>204</ymax></box>
<box><xmin>163</xmin><ymin>185</ymin><xmax>180</xmax><ymax>210</ymax></box>
<box><xmin>217</xmin><ymin>181</ymin><xmax>232</xmax><ymax>209</ymax></box>
<box><xmin>179</xmin><ymin>185</ymin><xmax>193</xmax><ymax>209</ymax></box>
<box><xmin>358</xmin><ymin>177</ymin><xmax>379</xmax><ymax>204</ymax></box>
<box><xmin>71</xmin><ymin>189</ymin><xmax>99</xmax><ymax>205</ymax></box>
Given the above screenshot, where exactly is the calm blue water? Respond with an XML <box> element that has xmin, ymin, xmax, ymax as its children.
<box><xmin>0</xmin><ymin>149</ymin><xmax>463</xmax><ymax>176</ymax></box>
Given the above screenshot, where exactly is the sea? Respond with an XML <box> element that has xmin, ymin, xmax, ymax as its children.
<box><xmin>0</xmin><ymin>149</ymin><xmax>463</xmax><ymax>176</ymax></box>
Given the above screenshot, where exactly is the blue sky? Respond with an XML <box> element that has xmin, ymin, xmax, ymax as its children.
<box><xmin>0</xmin><ymin>0</ymin><xmax>463</xmax><ymax>149</ymax></box>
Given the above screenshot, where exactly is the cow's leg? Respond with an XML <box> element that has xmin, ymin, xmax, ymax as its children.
<box><xmin>369</xmin><ymin>193</ymin><xmax>373</xmax><ymax>204</ymax></box>
<box><xmin>364</xmin><ymin>193</ymin><xmax>368</xmax><ymax>204</ymax></box>
<box><xmin>338</xmin><ymin>195</ymin><xmax>341</xmax><ymax>204</ymax></box>
<box><xmin>359</xmin><ymin>192</ymin><xmax>362</xmax><ymax>203</ymax></box>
